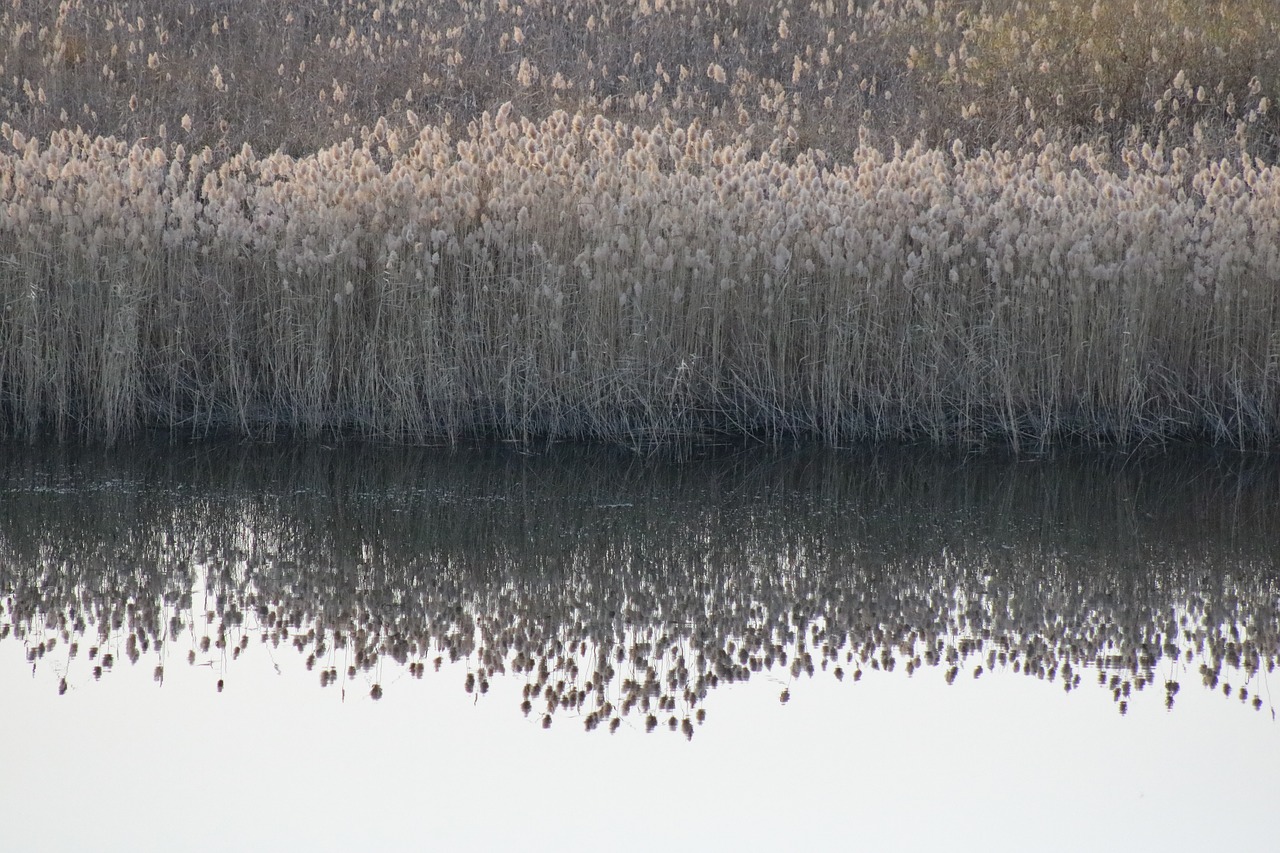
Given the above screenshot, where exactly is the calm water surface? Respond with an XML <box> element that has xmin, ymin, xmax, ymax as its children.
<box><xmin>1</xmin><ymin>443</ymin><xmax>1278</xmax><ymax>852</ymax></box>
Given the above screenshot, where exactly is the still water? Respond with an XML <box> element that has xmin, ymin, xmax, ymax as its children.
<box><xmin>1</xmin><ymin>442</ymin><xmax>1278</xmax><ymax>852</ymax></box>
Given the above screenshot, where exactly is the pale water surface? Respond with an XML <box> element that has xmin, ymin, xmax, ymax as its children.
<box><xmin>1</xmin><ymin>443</ymin><xmax>1277</xmax><ymax>852</ymax></box>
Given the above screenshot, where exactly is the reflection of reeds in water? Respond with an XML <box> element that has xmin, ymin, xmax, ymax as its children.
<box><xmin>1</xmin><ymin>443</ymin><xmax>1278</xmax><ymax>732</ymax></box>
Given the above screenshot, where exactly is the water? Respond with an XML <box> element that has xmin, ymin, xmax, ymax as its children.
<box><xmin>2</xmin><ymin>442</ymin><xmax>1278</xmax><ymax>851</ymax></box>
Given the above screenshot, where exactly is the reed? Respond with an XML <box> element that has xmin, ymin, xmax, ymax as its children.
<box><xmin>0</xmin><ymin>0</ymin><xmax>1278</xmax><ymax>448</ymax></box>
<box><xmin>2</xmin><ymin>0</ymin><xmax>1276</xmax><ymax>161</ymax></box>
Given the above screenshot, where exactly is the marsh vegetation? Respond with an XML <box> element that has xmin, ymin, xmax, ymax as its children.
<box><xmin>1</xmin><ymin>0</ymin><xmax>1278</xmax><ymax>446</ymax></box>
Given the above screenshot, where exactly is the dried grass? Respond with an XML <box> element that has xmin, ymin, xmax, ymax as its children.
<box><xmin>1</xmin><ymin>0</ymin><xmax>1278</xmax><ymax>447</ymax></box>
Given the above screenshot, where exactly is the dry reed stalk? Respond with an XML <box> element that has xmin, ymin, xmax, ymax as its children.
<box><xmin>2</xmin><ymin>112</ymin><xmax>1278</xmax><ymax>448</ymax></box>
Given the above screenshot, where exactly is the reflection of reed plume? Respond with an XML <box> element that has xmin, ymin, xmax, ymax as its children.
<box><xmin>2</xmin><ymin>444</ymin><xmax>1278</xmax><ymax>731</ymax></box>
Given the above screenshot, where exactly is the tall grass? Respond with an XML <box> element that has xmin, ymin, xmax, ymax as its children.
<box><xmin>3</xmin><ymin>0</ymin><xmax>1277</xmax><ymax>160</ymax></box>
<box><xmin>1</xmin><ymin>0</ymin><xmax>1279</xmax><ymax>447</ymax></box>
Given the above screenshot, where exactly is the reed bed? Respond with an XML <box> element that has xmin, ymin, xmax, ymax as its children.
<box><xmin>3</xmin><ymin>0</ymin><xmax>1277</xmax><ymax>160</ymax></box>
<box><xmin>1</xmin><ymin>0</ymin><xmax>1279</xmax><ymax>447</ymax></box>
